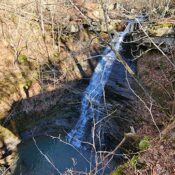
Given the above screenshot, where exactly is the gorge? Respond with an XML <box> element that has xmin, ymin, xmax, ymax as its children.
<box><xmin>0</xmin><ymin>1</ymin><xmax>175</xmax><ymax>174</ymax></box>
<box><xmin>12</xmin><ymin>20</ymin><xmax>139</xmax><ymax>175</ymax></box>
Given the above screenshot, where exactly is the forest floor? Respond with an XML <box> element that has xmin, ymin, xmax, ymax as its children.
<box><xmin>113</xmin><ymin>50</ymin><xmax>175</xmax><ymax>175</ymax></box>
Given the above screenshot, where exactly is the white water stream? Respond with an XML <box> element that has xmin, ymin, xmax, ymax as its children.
<box><xmin>67</xmin><ymin>22</ymin><xmax>133</xmax><ymax>148</ymax></box>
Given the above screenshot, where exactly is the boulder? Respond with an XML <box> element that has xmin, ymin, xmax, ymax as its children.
<box><xmin>0</xmin><ymin>125</ymin><xmax>20</xmax><ymax>153</ymax></box>
<box><xmin>0</xmin><ymin>125</ymin><xmax>20</xmax><ymax>172</ymax></box>
<box><xmin>147</xmin><ymin>22</ymin><xmax>175</xmax><ymax>37</ymax></box>
<box><xmin>66</xmin><ymin>23</ymin><xmax>79</xmax><ymax>33</ymax></box>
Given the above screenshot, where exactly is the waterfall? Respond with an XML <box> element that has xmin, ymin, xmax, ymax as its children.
<box><xmin>67</xmin><ymin>22</ymin><xmax>133</xmax><ymax>148</ymax></box>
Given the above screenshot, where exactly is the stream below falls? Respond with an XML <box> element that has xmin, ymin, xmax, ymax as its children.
<box><xmin>13</xmin><ymin>136</ymin><xmax>95</xmax><ymax>175</ymax></box>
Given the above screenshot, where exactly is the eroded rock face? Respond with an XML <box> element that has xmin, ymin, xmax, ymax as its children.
<box><xmin>0</xmin><ymin>125</ymin><xmax>20</xmax><ymax>173</ymax></box>
<box><xmin>0</xmin><ymin>14</ymin><xmax>95</xmax><ymax>121</ymax></box>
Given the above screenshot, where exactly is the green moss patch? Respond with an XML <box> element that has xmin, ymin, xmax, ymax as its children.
<box><xmin>17</xmin><ymin>54</ymin><xmax>28</xmax><ymax>64</ymax></box>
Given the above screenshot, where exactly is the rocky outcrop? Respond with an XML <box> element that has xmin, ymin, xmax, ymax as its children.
<box><xmin>128</xmin><ymin>20</ymin><xmax>175</xmax><ymax>56</ymax></box>
<box><xmin>0</xmin><ymin>125</ymin><xmax>20</xmax><ymax>173</ymax></box>
<box><xmin>147</xmin><ymin>21</ymin><xmax>175</xmax><ymax>37</ymax></box>
<box><xmin>0</xmin><ymin>12</ymin><xmax>98</xmax><ymax>121</ymax></box>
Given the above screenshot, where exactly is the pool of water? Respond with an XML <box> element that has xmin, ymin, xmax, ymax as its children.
<box><xmin>13</xmin><ymin>136</ymin><xmax>94</xmax><ymax>175</ymax></box>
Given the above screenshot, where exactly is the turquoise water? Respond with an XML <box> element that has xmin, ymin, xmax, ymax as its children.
<box><xmin>13</xmin><ymin>136</ymin><xmax>93</xmax><ymax>175</ymax></box>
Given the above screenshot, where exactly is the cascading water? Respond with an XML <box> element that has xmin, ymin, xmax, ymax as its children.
<box><xmin>67</xmin><ymin>22</ymin><xmax>133</xmax><ymax>148</ymax></box>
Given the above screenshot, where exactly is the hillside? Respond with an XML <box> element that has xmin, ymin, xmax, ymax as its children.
<box><xmin>0</xmin><ymin>0</ymin><xmax>175</xmax><ymax>175</ymax></box>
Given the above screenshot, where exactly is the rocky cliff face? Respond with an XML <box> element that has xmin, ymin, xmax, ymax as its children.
<box><xmin>0</xmin><ymin>1</ymin><xmax>127</xmax><ymax>125</ymax></box>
